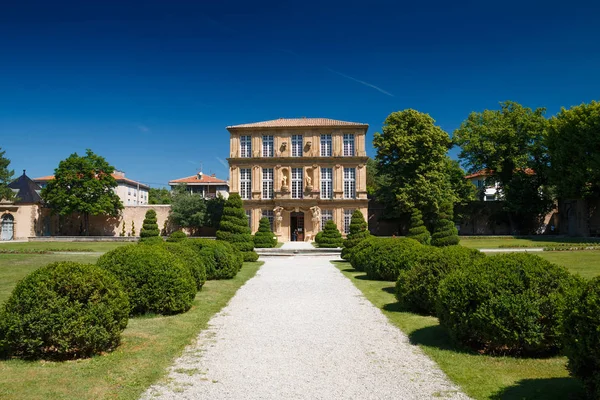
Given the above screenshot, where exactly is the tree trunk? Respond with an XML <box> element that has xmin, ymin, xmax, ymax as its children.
<box><xmin>84</xmin><ymin>213</ymin><xmax>90</xmax><ymax>236</ymax></box>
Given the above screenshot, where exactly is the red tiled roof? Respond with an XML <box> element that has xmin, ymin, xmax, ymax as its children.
<box><xmin>464</xmin><ymin>168</ymin><xmax>535</xmax><ymax>180</ymax></box>
<box><xmin>169</xmin><ymin>174</ymin><xmax>228</xmax><ymax>185</ymax></box>
<box><xmin>227</xmin><ymin>117</ymin><xmax>369</xmax><ymax>129</ymax></box>
<box><xmin>33</xmin><ymin>174</ymin><xmax>150</xmax><ymax>189</ymax></box>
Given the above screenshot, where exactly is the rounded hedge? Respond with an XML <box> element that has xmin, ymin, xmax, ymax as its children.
<box><xmin>254</xmin><ymin>217</ymin><xmax>277</xmax><ymax>248</ymax></box>
<box><xmin>363</xmin><ymin>238</ymin><xmax>424</xmax><ymax>281</ymax></box>
<box><xmin>166</xmin><ymin>230</ymin><xmax>187</xmax><ymax>243</ymax></box>
<box><xmin>316</xmin><ymin>219</ymin><xmax>343</xmax><ymax>248</ymax></box>
<box><xmin>96</xmin><ymin>245</ymin><xmax>196</xmax><ymax>315</ymax></box>
<box><xmin>396</xmin><ymin>246</ymin><xmax>484</xmax><ymax>315</ymax></box>
<box><xmin>563</xmin><ymin>277</ymin><xmax>600</xmax><ymax>398</ymax></box>
<box><xmin>0</xmin><ymin>261</ymin><xmax>129</xmax><ymax>360</ymax></box>
<box><xmin>162</xmin><ymin>242</ymin><xmax>207</xmax><ymax>290</ymax></box>
<box><xmin>341</xmin><ymin>210</ymin><xmax>370</xmax><ymax>260</ymax></box>
<box><xmin>437</xmin><ymin>253</ymin><xmax>582</xmax><ymax>356</ymax></box>
<box><xmin>348</xmin><ymin>236</ymin><xmax>379</xmax><ymax>272</ymax></box>
<box><xmin>185</xmin><ymin>239</ymin><xmax>242</xmax><ymax>280</ymax></box>
<box><xmin>140</xmin><ymin>209</ymin><xmax>160</xmax><ymax>238</ymax></box>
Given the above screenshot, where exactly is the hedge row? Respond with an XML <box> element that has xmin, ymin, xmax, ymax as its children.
<box><xmin>0</xmin><ymin>237</ymin><xmax>246</xmax><ymax>361</ymax></box>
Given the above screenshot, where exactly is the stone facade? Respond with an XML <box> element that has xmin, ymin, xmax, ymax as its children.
<box><xmin>227</xmin><ymin>118</ymin><xmax>369</xmax><ymax>242</ymax></box>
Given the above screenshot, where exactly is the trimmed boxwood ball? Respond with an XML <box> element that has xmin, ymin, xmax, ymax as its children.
<box><xmin>437</xmin><ymin>253</ymin><xmax>582</xmax><ymax>356</ymax></box>
<box><xmin>96</xmin><ymin>245</ymin><xmax>196</xmax><ymax>315</ymax></box>
<box><xmin>185</xmin><ymin>239</ymin><xmax>242</xmax><ymax>280</ymax></box>
<box><xmin>363</xmin><ymin>238</ymin><xmax>424</xmax><ymax>281</ymax></box>
<box><xmin>0</xmin><ymin>261</ymin><xmax>129</xmax><ymax>360</ymax></box>
<box><xmin>341</xmin><ymin>210</ymin><xmax>370</xmax><ymax>260</ymax></box>
<box><xmin>216</xmin><ymin>194</ymin><xmax>258</xmax><ymax>261</ymax></box>
<box><xmin>395</xmin><ymin>246</ymin><xmax>484</xmax><ymax>315</ymax></box>
<box><xmin>254</xmin><ymin>217</ymin><xmax>277</xmax><ymax>248</ymax></box>
<box><xmin>162</xmin><ymin>242</ymin><xmax>207</xmax><ymax>290</ymax></box>
<box><xmin>166</xmin><ymin>230</ymin><xmax>187</xmax><ymax>243</ymax></box>
<box><xmin>349</xmin><ymin>236</ymin><xmax>379</xmax><ymax>272</ymax></box>
<box><xmin>316</xmin><ymin>220</ymin><xmax>343</xmax><ymax>248</ymax></box>
<box><xmin>140</xmin><ymin>209</ymin><xmax>160</xmax><ymax>238</ymax></box>
<box><xmin>406</xmin><ymin>208</ymin><xmax>431</xmax><ymax>245</ymax></box>
<box><xmin>563</xmin><ymin>277</ymin><xmax>600</xmax><ymax>399</ymax></box>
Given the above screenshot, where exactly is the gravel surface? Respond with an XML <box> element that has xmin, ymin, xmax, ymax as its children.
<box><xmin>142</xmin><ymin>256</ymin><xmax>469</xmax><ymax>400</ymax></box>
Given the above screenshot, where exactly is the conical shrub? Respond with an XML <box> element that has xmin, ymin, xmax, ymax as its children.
<box><xmin>216</xmin><ymin>193</ymin><xmax>258</xmax><ymax>262</ymax></box>
<box><xmin>341</xmin><ymin>210</ymin><xmax>370</xmax><ymax>260</ymax></box>
<box><xmin>431</xmin><ymin>203</ymin><xmax>459</xmax><ymax>247</ymax></box>
<box><xmin>254</xmin><ymin>217</ymin><xmax>277</xmax><ymax>248</ymax></box>
<box><xmin>140</xmin><ymin>209</ymin><xmax>160</xmax><ymax>240</ymax></box>
<box><xmin>316</xmin><ymin>219</ymin><xmax>343</xmax><ymax>248</ymax></box>
<box><xmin>406</xmin><ymin>208</ymin><xmax>431</xmax><ymax>245</ymax></box>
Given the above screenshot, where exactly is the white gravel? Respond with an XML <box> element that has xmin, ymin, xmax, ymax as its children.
<box><xmin>142</xmin><ymin>256</ymin><xmax>469</xmax><ymax>400</ymax></box>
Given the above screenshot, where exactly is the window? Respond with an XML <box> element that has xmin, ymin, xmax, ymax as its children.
<box><xmin>292</xmin><ymin>134</ymin><xmax>303</xmax><ymax>157</ymax></box>
<box><xmin>343</xmin><ymin>167</ymin><xmax>356</xmax><ymax>199</ymax></box>
<box><xmin>320</xmin><ymin>168</ymin><xmax>333</xmax><ymax>199</ymax></box>
<box><xmin>343</xmin><ymin>134</ymin><xmax>355</xmax><ymax>156</ymax></box>
<box><xmin>344</xmin><ymin>209</ymin><xmax>354</xmax><ymax>234</ymax></box>
<box><xmin>262</xmin><ymin>209</ymin><xmax>274</xmax><ymax>231</ymax></box>
<box><xmin>262</xmin><ymin>168</ymin><xmax>273</xmax><ymax>199</ymax></box>
<box><xmin>240</xmin><ymin>135</ymin><xmax>252</xmax><ymax>158</ymax></box>
<box><xmin>291</xmin><ymin>167</ymin><xmax>303</xmax><ymax>199</ymax></box>
<box><xmin>320</xmin><ymin>134</ymin><xmax>332</xmax><ymax>157</ymax></box>
<box><xmin>245</xmin><ymin>209</ymin><xmax>252</xmax><ymax>229</ymax></box>
<box><xmin>240</xmin><ymin>168</ymin><xmax>252</xmax><ymax>200</ymax></box>
<box><xmin>262</xmin><ymin>135</ymin><xmax>274</xmax><ymax>157</ymax></box>
<box><xmin>321</xmin><ymin>210</ymin><xmax>333</xmax><ymax>231</ymax></box>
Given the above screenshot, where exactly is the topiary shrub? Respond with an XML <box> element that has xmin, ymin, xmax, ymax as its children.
<box><xmin>216</xmin><ymin>194</ymin><xmax>257</xmax><ymax>261</ymax></box>
<box><xmin>166</xmin><ymin>230</ymin><xmax>187</xmax><ymax>243</ymax></box>
<box><xmin>363</xmin><ymin>238</ymin><xmax>424</xmax><ymax>281</ymax></box>
<box><xmin>396</xmin><ymin>246</ymin><xmax>484</xmax><ymax>315</ymax></box>
<box><xmin>437</xmin><ymin>253</ymin><xmax>582</xmax><ymax>356</ymax></box>
<box><xmin>431</xmin><ymin>202</ymin><xmax>459</xmax><ymax>247</ymax></box>
<box><xmin>185</xmin><ymin>239</ymin><xmax>242</xmax><ymax>280</ymax></box>
<box><xmin>563</xmin><ymin>277</ymin><xmax>600</xmax><ymax>399</ymax></box>
<box><xmin>140</xmin><ymin>209</ymin><xmax>159</xmax><ymax>239</ymax></box>
<box><xmin>96</xmin><ymin>245</ymin><xmax>195</xmax><ymax>315</ymax></box>
<box><xmin>138</xmin><ymin>236</ymin><xmax>164</xmax><ymax>245</ymax></box>
<box><xmin>254</xmin><ymin>217</ymin><xmax>277</xmax><ymax>248</ymax></box>
<box><xmin>314</xmin><ymin>231</ymin><xmax>323</xmax><ymax>244</ymax></box>
<box><xmin>0</xmin><ymin>262</ymin><xmax>128</xmax><ymax>360</ymax></box>
<box><xmin>161</xmin><ymin>242</ymin><xmax>206</xmax><ymax>290</ymax></box>
<box><xmin>406</xmin><ymin>208</ymin><xmax>431</xmax><ymax>245</ymax></box>
<box><xmin>349</xmin><ymin>236</ymin><xmax>379</xmax><ymax>272</ymax></box>
<box><xmin>341</xmin><ymin>210</ymin><xmax>370</xmax><ymax>260</ymax></box>
<box><xmin>316</xmin><ymin>220</ymin><xmax>343</xmax><ymax>248</ymax></box>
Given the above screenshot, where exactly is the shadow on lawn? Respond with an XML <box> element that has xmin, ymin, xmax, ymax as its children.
<box><xmin>381</xmin><ymin>286</ymin><xmax>395</xmax><ymax>294</ymax></box>
<box><xmin>490</xmin><ymin>377</ymin><xmax>585</xmax><ymax>400</ymax></box>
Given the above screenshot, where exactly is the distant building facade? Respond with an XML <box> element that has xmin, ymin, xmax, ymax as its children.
<box><xmin>168</xmin><ymin>172</ymin><xmax>229</xmax><ymax>199</ymax></box>
<box><xmin>1</xmin><ymin>171</ymin><xmax>42</xmax><ymax>240</ymax></box>
<box><xmin>227</xmin><ymin>117</ymin><xmax>369</xmax><ymax>242</ymax></box>
<box><xmin>465</xmin><ymin>170</ymin><xmax>500</xmax><ymax>201</ymax></box>
<box><xmin>34</xmin><ymin>170</ymin><xmax>150</xmax><ymax>206</ymax></box>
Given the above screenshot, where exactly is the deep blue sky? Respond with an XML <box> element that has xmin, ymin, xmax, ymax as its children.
<box><xmin>1</xmin><ymin>0</ymin><xmax>599</xmax><ymax>187</ymax></box>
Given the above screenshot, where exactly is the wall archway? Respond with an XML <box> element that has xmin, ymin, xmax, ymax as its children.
<box><xmin>1</xmin><ymin>214</ymin><xmax>14</xmax><ymax>241</ymax></box>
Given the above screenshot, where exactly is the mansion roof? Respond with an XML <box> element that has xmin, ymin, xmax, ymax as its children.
<box><xmin>8</xmin><ymin>171</ymin><xmax>42</xmax><ymax>204</ymax></box>
<box><xmin>227</xmin><ymin>117</ymin><xmax>369</xmax><ymax>130</ymax></box>
<box><xmin>169</xmin><ymin>173</ymin><xmax>228</xmax><ymax>186</ymax></box>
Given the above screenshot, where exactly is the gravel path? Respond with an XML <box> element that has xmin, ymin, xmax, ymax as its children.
<box><xmin>142</xmin><ymin>256</ymin><xmax>469</xmax><ymax>400</ymax></box>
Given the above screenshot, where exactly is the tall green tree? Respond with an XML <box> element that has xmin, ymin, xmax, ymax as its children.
<box><xmin>547</xmin><ymin>100</ymin><xmax>600</xmax><ymax>199</ymax></box>
<box><xmin>0</xmin><ymin>147</ymin><xmax>15</xmax><ymax>201</ymax></box>
<box><xmin>41</xmin><ymin>149</ymin><xmax>123</xmax><ymax>235</ymax></box>
<box><xmin>169</xmin><ymin>186</ymin><xmax>207</xmax><ymax>235</ymax></box>
<box><xmin>453</xmin><ymin>101</ymin><xmax>553</xmax><ymax>233</ymax></box>
<box><xmin>216</xmin><ymin>193</ymin><xmax>257</xmax><ymax>262</ymax></box>
<box><xmin>205</xmin><ymin>195</ymin><xmax>226</xmax><ymax>228</ymax></box>
<box><xmin>373</xmin><ymin>109</ymin><xmax>455</xmax><ymax>217</ymax></box>
<box><xmin>148</xmin><ymin>188</ymin><xmax>172</xmax><ymax>204</ymax></box>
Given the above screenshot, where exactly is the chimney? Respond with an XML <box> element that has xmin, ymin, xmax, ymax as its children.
<box><xmin>211</xmin><ymin>173</ymin><xmax>216</xmax><ymax>177</ymax></box>
<box><xmin>198</xmin><ymin>171</ymin><xmax>203</xmax><ymax>180</ymax></box>
<box><xmin>114</xmin><ymin>170</ymin><xmax>125</xmax><ymax>178</ymax></box>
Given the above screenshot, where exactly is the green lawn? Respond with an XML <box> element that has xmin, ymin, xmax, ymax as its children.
<box><xmin>534</xmin><ymin>250</ymin><xmax>600</xmax><ymax>280</ymax></box>
<box><xmin>0</xmin><ymin>252</ymin><xmax>262</xmax><ymax>400</ymax></box>
<box><xmin>460</xmin><ymin>236</ymin><xmax>600</xmax><ymax>249</ymax></box>
<box><xmin>0</xmin><ymin>241</ymin><xmax>129</xmax><ymax>253</ymax></box>
<box><xmin>334</xmin><ymin>261</ymin><xmax>587</xmax><ymax>400</ymax></box>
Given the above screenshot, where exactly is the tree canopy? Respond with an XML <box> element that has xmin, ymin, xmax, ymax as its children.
<box><xmin>169</xmin><ymin>187</ymin><xmax>207</xmax><ymax>235</ymax></box>
<box><xmin>373</xmin><ymin>109</ymin><xmax>455</xmax><ymax>217</ymax></box>
<box><xmin>453</xmin><ymin>101</ymin><xmax>553</xmax><ymax>233</ymax></box>
<box><xmin>41</xmin><ymin>149</ymin><xmax>123</xmax><ymax>235</ymax></box>
<box><xmin>547</xmin><ymin>100</ymin><xmax>600</xmax><ymax>199</ymax></box>
<box><xmin>148</xmin><ymin>188</ymin><xmax>172</xmax><ymax>204</ymax></box>
<box><xmin>0</xmin><ymin>147</ymin><xmax>15</xmax><ymax>201</ymax></box>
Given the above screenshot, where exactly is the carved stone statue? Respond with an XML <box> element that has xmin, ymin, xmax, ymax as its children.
<box><xmin>305</xmin><ymin>174</ymin><xmax>312</xmax><ymax>187</ymax></box>
<box><xmin>310</xmin><ymin>206</ymin><xmax>321</xmax><ymax>231</ymax></box>
<box><xmin>274</xmin><ymin>206</ymin><xmax>284</xmax><ymax>233</ymax></box>
<box><xmin>282</xmin><ymin>175</ymin><xmax>288</xmax><ymax>187</ymax></box>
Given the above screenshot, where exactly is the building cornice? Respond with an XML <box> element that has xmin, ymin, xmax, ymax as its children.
<box><xmin>227</xmin><ymin>156</ymin><xmax>369</xmax><ymax>166</ymax></box>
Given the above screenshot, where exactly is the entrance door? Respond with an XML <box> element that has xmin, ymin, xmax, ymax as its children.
<box><xmin>290</xmin><ymin>212</ymin><xmax>304</xmax><ymax>241</ymax></box>
<box><xmin>1</xmin><ymin>214</ymin><xmax>14</xmax><ymax>241</ymax></box>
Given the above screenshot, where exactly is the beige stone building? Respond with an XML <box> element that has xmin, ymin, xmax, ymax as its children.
<box><xmin>227</xmin><ymin>118</ymin><xmax>369</xmax><ymax>242</ymax></box>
